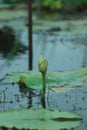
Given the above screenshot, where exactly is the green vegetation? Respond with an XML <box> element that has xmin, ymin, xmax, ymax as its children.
<box><xmin>38</xmin><ymin>54</ymin><xmax>48</xmax><ymax>97</ymax></box>
<box><xmin>1</xmin><ymin>0</ymin><xmax>87</xmax><ymax>12</ymax></box>
<box><xmin>0</xmin><ymin>108</ymin><xmax>82</xmax><ymax>129</ymax></box>
<box><xmin>61</xmin><ymin>0</ymin><xmax>87</xmax><ymax>12</ymax></box>
<box><xmin>3</xmin><ymin>0</ymin><xmax>25</xmax><ymax>4</ymax></box>
<box><xmin>38</xmin><ymin>0</ymin><xmax>62</xmax><ymax>10</ymax></box>
<box><xmin>36</xmin><ymin>0</ymin><xmax>87</xmax><ymax>12</ymax></box>
<box><xmin>8</xmin><ymin>67</ymin><xmax>87</xmax><ymax>91</ymax></box>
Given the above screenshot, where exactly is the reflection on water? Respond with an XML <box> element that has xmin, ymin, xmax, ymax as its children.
<box><xmin>82</xmin><ymin>47</ymin><xmax>87</xmax><ymax>67</ymax></box>
<box><xmin>32</xmin><ymin>32</ymin><xmax>87</xmax><ymax>72</ymax></box>
<box><xmin>21</xmin><ymin>30</ymin><xmax>87</xmax><ymax>71</ymax></box>
<box><xmin>0</xmin><ymin>82</ymin><xmax>42</xmax><ymax>111</ymax></box>
<box><xmin>0</xmin><ymin>26</ymin><xmax>27</xmax><ymax>58</ymax></box>
<box><xmin>47</xmin><ymin>85</ymin><xmax>87</xmax><ymax>130</ymax></box>
<box><xmin>0</xmin><ymin>30</ymin><xmax>87</xmax><ymax>130</ymax></box>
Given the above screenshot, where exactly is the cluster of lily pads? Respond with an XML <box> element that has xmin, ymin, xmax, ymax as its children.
<box><xmin>0</xmin><ymin>54</ymin><xmax>86</xmax><ymax>129</ymax></box>
<box><xmin>0</xmin><ymin>2</ymin><xmax>86</xmax><ymax>128</ymax></box>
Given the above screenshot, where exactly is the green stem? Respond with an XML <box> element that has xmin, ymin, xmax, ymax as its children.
<box><xmin>41</xmin><ymin>72</ymin><xmax>46</xmax><ymax>97</ymax></box>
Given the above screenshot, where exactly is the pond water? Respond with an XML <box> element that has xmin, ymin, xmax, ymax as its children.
<box><xmin>0</xmin><ymin>28</ymin><xmax>87</xmax><ymax>130</ymax></box>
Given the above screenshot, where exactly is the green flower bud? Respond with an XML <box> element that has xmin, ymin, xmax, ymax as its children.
<box><xmin>38</xmin><ymin>54</ymin><xmax>48</xmax><ymax>73</ymax></box>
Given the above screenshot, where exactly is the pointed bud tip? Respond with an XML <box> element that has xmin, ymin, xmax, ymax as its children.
<box><xmin>38</xmin><ymin>54</ymin><xmax>48</xmax><ymax>73</ymax></box>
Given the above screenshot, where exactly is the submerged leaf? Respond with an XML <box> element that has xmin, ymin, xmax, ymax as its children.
<box><xmin>0</xmin><ymin>108</ymin><xmax>82</xmax><ymax>130</ymax></box>
<box><xmin>8</xmin><ymin>67</ymin><xmax>87</xmax><ymax>91</ymax></box>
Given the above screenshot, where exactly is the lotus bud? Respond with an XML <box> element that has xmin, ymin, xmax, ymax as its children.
<box><xmin>38</xmin><ymin>54</ymin><xmax>48</xmax><ymax>73</ymax></box>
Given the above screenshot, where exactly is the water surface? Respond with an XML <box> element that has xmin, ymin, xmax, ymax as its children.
<box><xmin>0</xmin><ymin>29</ymin><xmax>87</xmax><ymax>130</ymax></box>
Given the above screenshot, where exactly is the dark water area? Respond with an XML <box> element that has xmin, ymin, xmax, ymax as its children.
<box><xmin>0</xmin><ymin>28</ymin><xmax>87</xmax><ymax>130</ymax></box>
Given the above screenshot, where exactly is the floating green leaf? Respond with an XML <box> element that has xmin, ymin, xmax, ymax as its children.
<box><xmin>8</xmin><ymin>67</ymin><xmax>87</xmax><ymax>90</ymax></box>
<box><xmin>0</xmin><ymin>108</ymin><xmax>82</xmax><ymax>130</ymax></box>
<box><xmin>8</xmin><ymin>71</ymin><xmax>59</xmax><ymax>90</ymax></box>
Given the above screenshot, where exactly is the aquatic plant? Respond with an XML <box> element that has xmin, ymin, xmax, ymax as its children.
<box><xmin>0</xmin><ymin>108</ymin><xmax>82</xmax><ymax>130</ymax></box>
<box><xmin>38</xmin><ymin>54</ymin><xmax>48</xmax><ymax>97</ymax></box>
<box><xmin>8</xmin><ymin>66</ymin><xmax>87</xmax><ymax>91</ymax></box>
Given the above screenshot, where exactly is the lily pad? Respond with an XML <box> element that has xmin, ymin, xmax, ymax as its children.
<box><xmin>8</xmin><ymin>71</ymin><xmax>59</xmax><ymax>90</ymax></box>
<box><xmin>0</xmin><ymin>108</ymin><xmax>82</xmax><ymax>130</ymax></box>
<box><xmin>8</xmin><ymin>67</ymin><xmax>87</xmax><ymax>90</ymax></box>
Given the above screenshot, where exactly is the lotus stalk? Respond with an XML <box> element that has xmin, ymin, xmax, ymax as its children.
<box><xmin>38</xmin><ymin>54</ymin><xmax>48</xmax><ymax>97</ymax></box>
